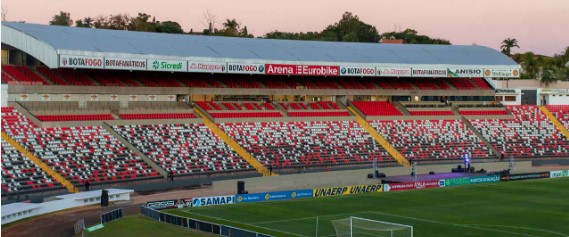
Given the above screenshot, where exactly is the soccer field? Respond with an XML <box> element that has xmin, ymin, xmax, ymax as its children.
<box><xmin>166</xmin><ymin>178</ymin><xmax>569</xmax><ymax>237</ymax></box>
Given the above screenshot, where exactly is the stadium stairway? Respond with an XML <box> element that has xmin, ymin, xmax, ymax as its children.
<box><xmin>101</xmin><ymin>122</ymin><xmax>168</xmax><ymax>179</ymax></box>
<box><xmin>392</xmin><ymin>101</ymin><xmax>411</xmax><ymax>116</ymax></box>
<box><xmin>1</xmin><ymin>132</ymin><xmax>78</xmax><ymax>193</ymax></box>
<box><xmin>460</xmin><ymin>117</ymin><xmax>500</xmax><ymax>157</ymax></box>
<box><xmin>193</xmin><ymin>107</ymin><xmax>273</xmax><ymax>176</ymax></box>
<box><xmin>346</xmin><ymin>106</ymin><xmax>410</xmax><ymax>167</ymax></box>
<box><xmin>540</xmin><ymin>106</ymin><xmax>569</xmax><ymax>140</ymax></box>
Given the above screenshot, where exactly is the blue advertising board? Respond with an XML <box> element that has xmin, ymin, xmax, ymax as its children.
<box><xmin>236</xmin><ymin>189</ymin><xmax>312</xmax><ymax>203</ymax></box>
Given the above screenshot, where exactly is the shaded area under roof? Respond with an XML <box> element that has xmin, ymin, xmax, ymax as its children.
<box><xmin>2</xmin><ymin>22</ymin><xmax>518</xmax><ymax>66</ymax></box>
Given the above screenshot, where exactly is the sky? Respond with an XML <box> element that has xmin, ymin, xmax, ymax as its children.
<box><xmin>2</xmin><ymin>0</ymin><xmax>568</xmax><ymax>56</ymax></box>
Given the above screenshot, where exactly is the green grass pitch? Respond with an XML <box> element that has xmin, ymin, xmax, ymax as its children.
<box><xmin>163</xmin><ymin>178</ymin><xmax>569</xmax><ymax>237</ymax></box>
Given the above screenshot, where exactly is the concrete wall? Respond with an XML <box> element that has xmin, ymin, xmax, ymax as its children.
<box><xmin>1</xmin><ymin>84</ymin><xmax>7</xmax><ymax>107</ymax></box>
<box><xmin>492</xmin><ymin>79</ymin><xmax>569</xmax><ymax>89</ymax></box>
<box><xmin>213</xmin><ymin>161</ymin><xmax>532</xmax><ymax>193</ymax></box>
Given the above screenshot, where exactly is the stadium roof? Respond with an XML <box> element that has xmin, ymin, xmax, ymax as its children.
<box><xmin>2</xmin><ymin>22</ymin><xmax>520</xmax><ymax>77</ymax></box>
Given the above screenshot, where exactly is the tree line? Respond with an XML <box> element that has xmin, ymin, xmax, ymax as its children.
<box><xmin>48</xmin><ymin>11</ymin><xmax>448</xmax><ymax>44</ymax></box>
<box><xmin>501</xmin><ymin>38</ymin><xmax>569</xmax><ymax>84</ymax></box>
<box><xmin>48</xmin><ymin>10</ymin><xmax>567</xmax><ymax>83</ymax></box>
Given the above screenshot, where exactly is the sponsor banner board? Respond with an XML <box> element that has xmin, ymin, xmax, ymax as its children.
<box><xmin>59</xmin><ymin>55</ymin><xmax>104</xmax><ymax>69</ymax></box>
<box><xmin>148</xmin><ymin>59</ymin><xmax>187</xmax><ymax>72</ymax></box>
<box><xmin>191</xmin><ymin>195</ymin><xmax>235</xmax><ymax>207</ymax></box>
<box><xmin>265</xmin><ymin>64</ymin><xmax>340</xmax><ymax>76</ymax></box>
<box><xmin>484</xmin><ymin>69</ymin><xmax>520</xmax><ymax>78</ymax></box>
<box><xmin>227</xmin><ymin>63</ymin><xmax>265</xmax><ymax>74</ymax></box>
<box><xmin>447</xmin><ymin>68</ymin><xmax>484</xmax><ymax>77</ymax></box>
<box><xmin>445</xmin><ymin>175</ymin><xmax>500</xmax><ymax>187</ymax></box>
<box><xmin>501</xmin><ymin>172</ymin><xmax>550</xmax><ymax>181</ymax></box>
<box><xmin>376</xmin><ymin>67</ymin><xmax>412</xmax><ymax>77</ymax></box>
<box><xmin>188</xmin><ymin>61</ymin><xmax>226</xmax><ymax>73</ymax></box>
<box><xmin>146</xmin><ymin>199</ymin><xmax>177</xmax><ymax>210</ymax></box>
<box><xmin>104</xmin><ymin>58</ymin><xmax>147</xmax><ymax>70</ymax></box>
<box><xmin>411</xmin><ymin>68</ymin><xmax>447</xmax><ymax>77</ymax></box>
<box><xmin>383</xmin><ymin>180</ymin><xmax>442</xmax><ymax>192</ymax></box>
<box><xmin>236</xmin><ymin>189</ymin><xmax>312</xmax><ymax>203</ymax></box>
<box><xmin>550</xmin><ymin>170</ymin><xmax>569</xmax><ymax>179</ymax></box>
<box><xmin>176</xmin><ymin>198</ymin><xmax>193</xmax><ymax>208</ymax></box>
<box><xmin>313</xmin><ymin>184</ymin><xmax>383</xmax><ymax>198</ymax></box>
<box><xmin>339</xmin><ymin>66</ymin><xmax>376</xmax><ymax>77</ymax></box>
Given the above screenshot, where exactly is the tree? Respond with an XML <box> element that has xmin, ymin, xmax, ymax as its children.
<box><xmin>380</xmin><ymin>28</ymin><xmax>451</xmax><ymax>45</ymax></box>
<box><xmin>107</xmin><ymin>14</ymin><xmax>131</xmax><ymax>30</ymax></box>
<box><xmin>75</xmin><ymin>17</ymin><xmax>93</xmax><ymax>28</ymax></box>
<box><xmin>215</xmin><ymin>18</ymin><xmax>253</xmax><ymax>37</ymax></box>
<box><xmin>520</xmin><ymin>52</ymin><xmax>539</xmax><ymax>79</ymax></box>
<box><xmin>157</xmin><ymin>21</ymin><xmax>183</xmax><ymax>34</ymax></box>
<box><xmin>129</xmin><ymin>13</ymin><xmax>156</xmax><ymax>32</ymax></box>
<box><xmin>540</xmin><ymin>67</ymin><xmax>558</xmax><ymax>86</ymax></box>
<box><xmin>49</xmin><ymin>11</ymin><xmax>73</xmax><ymax>26</ymax></box>
<box><xmin>92</xmin><ymin>15</ymin><xmax>109</xmax><ymax>29</ymax></box>
<box><xmin>501</xmin><ymin>38</ymin><xmax>519</xmax><ymax>56</ymax></box>
<box><xmin>2</xmin><ymin>5</ymin><xmax>7</xmax><ymax>21</ymax></box>
<box><xmin>320</xmin><ymin>12</ymin><xmax>380</xmax><ymax>42</ymax></box>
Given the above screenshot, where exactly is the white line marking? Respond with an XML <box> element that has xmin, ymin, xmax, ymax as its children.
<box><xmin>464</xmin><ymin>224</ymin><xmax>569</xmax><ymax>237</ymax></box>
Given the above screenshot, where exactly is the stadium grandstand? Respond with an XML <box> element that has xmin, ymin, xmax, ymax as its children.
<box><xmin>1</xmin><ymin>20</ymin><xmax>568</xmax><ymax>206</ymax></box>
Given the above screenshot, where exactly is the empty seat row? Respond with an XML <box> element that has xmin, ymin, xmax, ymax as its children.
<box><xmin>546</xmin><ymin>105</ymin><xmax>569</xmax><ymax>129</ymax></box>
<box><xmin>209</xmin><ymin>112</ymin><xmax>282</xmax><ymax>118</ymax></box>
<box><xmin>2</xmin><ymin>108</ymin><xmax>160</xmax><ymax>187</ymax></box>
<box><xmin>409</xmin><ymin>111</ymin><xmax>454</xmax><ymax>116</ymax></box>
<box><xmin>36</xmin><ymin>114</ymin><xmax>115</xmax><ymax>121</ymax></box>
<box><xmin>120</xmin><ymin>113</ymin><xmax>197</xmax><ymax>120</ymax></box>
<box><xmin>112</xmin><ymin>123</ymin><xmax>252</xmax><ymax>175</ymax></box>
<box><xmin>1</xmin><ymin>140</ymin><xmax>62</xmax><ymax>195</ymax></box>
<box><xmin>288</xmin><ymin>111</ymin><xmax>351</xmax><ymax>117</ymax></box>
<box><xmin>469</xmin><ymin>105</ymin><xmax>569</xmax><ymax>158</ymax></box>
<box><xmin>370</xmin><ymin>120</ymin><xmax>493</xmax><ymax>160</ymax></box>
<box><xmin>459</xmin><ymin>110</ymin><xmax>508</xmax><ymax>115</ymax></box>
<box><xmin>219</xmin><ymin>121</ymin><xmax>394</xmax><ymax>169</ymax></box>
<box><xmin>352</xmin><ymin>101</ymin><xmax>403</xmax><ymax>116</ymax></box>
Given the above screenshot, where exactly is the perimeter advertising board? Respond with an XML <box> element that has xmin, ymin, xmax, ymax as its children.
<box><xmin>383</xmin><ymin>180</ymin><xmax>442</xmax><ymax>192</ymax></box>
<box><xmin>227</xmin><ymin>63</ymin><xmax>265</xmax><ymax>74</ymax></box>
<box><xmin>187</xmin><ymin>61</ymin><xmax>226</xmax><ymax>73</ymax></box>
<box><xmin>148</xmin><ymin>59</ymin><xmax>187</xmax><ymax>72</ymax></box>
<box><xmin>444</xmin><ymin>175</ymin><xmax>500</xmax><ymax>187</ymax></box>
<box><xmin>265</xmin><ymin>64</ymin><xmax>340</xmax><ymax>76</ymax></box>
<box><xmin>191</xmin><ymin>195</ymin><xmax>235</xmax><ymax>207</ymax></box>
<box><xmin>146</xmin><ymin>199</ymin><xmax>177</xmax><ymax>210</ymax></box>
<box><xmin>411</xmin><ymin>68</ymin><xmax>447</xmax><ymax>77</ymax></box>
<box><xmin>59</xmin><ymin>55</ymin><xmax>104</xmax><ymax>69</ymax></box>
<box><xmin>376</xmin><ymin>67</ymin><xmax>412</xmax><ymax>77</ymax></box>
<box><xmin>339</xmin><ymin>66</ymin><xmax>376</xmax><ymax>77</ymax></box>
<box><xmin>104</xmin><ymin>58</ymin><xmax>147</xmax><ymax>70</ymax></box>
<box><xmin>447</xmin><ymin>68</ymin><xmax>484</xmax><ymax>77</ymax></box>
<box><xmin>484</xmin><ymin>69</ymin><xmax>520</xmax><ymax>78</ymax></box>
<box><xmin>549</xmin><ymin>170</ymin><xmax>569</xmax><ymax>179</ymax></box>
<box><xmin>236</xmin><ymin>189</ymin><xmax>312</xmax><ymax>203</ymax></box>
<box><xmin>501</xmin><ymin>172</ymin><xmax>550</xmax><ymax>181</ymax></box>
<box><xmin>313</xmin><ymin>184</ymin><xmax>383</xmax><ymax>198</ymax></box>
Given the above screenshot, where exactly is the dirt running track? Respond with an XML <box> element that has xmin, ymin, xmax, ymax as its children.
<box><xmin>1</xmin><ymin>188</ymin><xmax>231</xmax><ymax>237</ymax></box>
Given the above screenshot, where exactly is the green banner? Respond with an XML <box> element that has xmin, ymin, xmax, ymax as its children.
<box><xmin>445</xmin><ymin>175</ymin><xmax>500</xmax><ymax>187</ymax></box>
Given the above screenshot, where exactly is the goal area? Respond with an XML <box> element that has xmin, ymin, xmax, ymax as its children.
<box><xmin>331</xmin><ymin>217</ymin><xmax>413</xmax><ymax>237</ymax></box>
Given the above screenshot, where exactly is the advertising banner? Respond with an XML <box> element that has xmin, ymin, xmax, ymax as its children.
<box><xmin>339</xmin><ymin>66</ymin><xmax>376</xmax><ymax>77</ymax></box>
<box><xmin>236</xmin><ymin>189</ymin><xmax>312</xmax><ymax>203</ymax></box>
<box><xmin>447</xmin><ymin>68</ymin><xmax>484</xmax><ymax>77</ymax></box>
<box><xmin>411</xmin><ymin>68</ymin><xmax>447</xmax><ymax>77</ymax></box>
<box><xmin>191</xmin><ymin>195</ymin><xmax>235</xmax><ymax>207</ymax></box>
<box><xmin>550</xmin><ymin>170</ymin><xmax>569</xmax><ymax>179</ymax></box>
<box><xmin>187</xmin><ymin>61</ymin><xmax>226</xmax><ymax>73</ymax></box>
<box><xmin>176</xmin><ymin>198</ymin><xmax>193</xmax><ymax>208</ymax></box>
<box><xmin>148</xmin><ymin>59</ymin><xmax>187</xmax><ymax>72</ymax></box>
<box><xmin>104</xmin><ymin>58</ymin><xmax>147</xmax><ymax>70</ymax></box>
<box><xmin>376</xmin><ymin>67</ymin><xmax>412</xmax><ymax>77</ymax></box>
<box><xmin>484</xmin><ymin>69</ymin><xmax>520</xmax><ymax>78</ymax></box>
<box><xmin>265</xmin><ymin>64</ymin><xmax>340</xmax><ymax>76</ymax></box>
<box><xmin>313</xmin><ymin>184</ymin><xmax>383</xmax><ymax>198</ymax></box>
<box><xmin>383</xmin><ymin>180</ymin><xmax>442</xmax><ymax>192</ymax></box>
<box><xmin>501</xmin><ymin>172</ymin><xmax>550</xmax><ymax>181</ymax></box>
<box><xmin>227</xmin><ymin>63</ymin><xmax>265</xmax><ymax>74</ymax></box>
<box><xmin>444</xmin><ymin>175</ymin><xmax>500</xmax><ymax>187</ymax></box>
<box><xmin>59</xmin><ymin>55</ymin><xmax>104</xmax><ymax>69</ymax></box>
<box><xmin>146</xmin><ymin>199</ymin><xmax>177</xmax><ymax>210</ymax></box>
